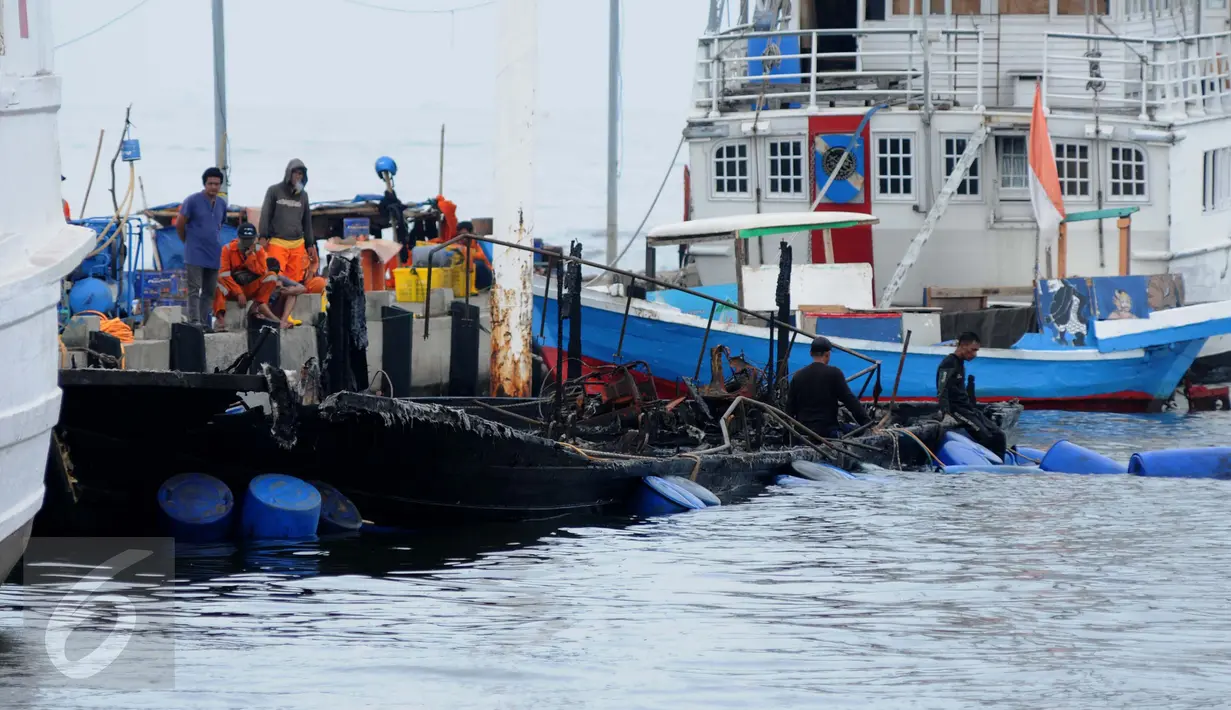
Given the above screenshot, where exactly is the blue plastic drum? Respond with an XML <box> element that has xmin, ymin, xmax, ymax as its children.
<box><xmin>157</xmin><ymin>473</ymin><xmax>235</xmax><ymax>543</ymax></box>
<box><xmin>790</xmin><ymin>460</ymin><xmax>859</xmax><ymax>481</ymax></box>
<box><xmin>662</xmin><ymin>475</ymin><xmax>721</xmax><ymax>507</ymax></box>
<box><xmin>1005</xmin><ymin>446</ymin><xmax>1046</xmax><ymax>466</ymax></box>
<box><xmin>631</xmin><ymin>476</ymin><xmax>706</xmax><ymax>517</ymax></box>
<box><xmin>240</xmin><ymin>474</ymin><xmax>322</xmax><ymax>540</ymax></box>
<box><xmin>1039</xmin><ymin>440</ymin><xmax>1126</xmax><ymax>474</ymax></box>
<box><xmin>941</xmin><ymin>432</ymin><xmax>1003</xmax><ymax>465</ymax></box>
<box><xmin>1128</xmin><ymin>447</ymin><xmax>1231</xmax><ymax>479</ymax></box>
<box><xmin>939</xmin><ymin>464</ymin><xmax>1044</xmax><ymax>475</ymax></box>
<box><xmin>310</xmin><ymin>480</ymin><xmax>364</xmax><ymax>534</ymax></box>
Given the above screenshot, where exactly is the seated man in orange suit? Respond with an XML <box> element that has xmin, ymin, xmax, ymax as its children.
<box><xmin>212</xmin><ymin>222</ymin><xmax>281</xmax><ymax>331</ymax></box>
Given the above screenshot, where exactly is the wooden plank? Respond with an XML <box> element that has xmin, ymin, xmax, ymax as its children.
<box><xmin>1062</xmin><ymin>206</ymin><xmax>1140</xmax><ymax>224</ymax></box>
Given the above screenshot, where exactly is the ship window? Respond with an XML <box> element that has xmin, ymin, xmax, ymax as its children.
<box><xmin>892</xmin><ymin>0</ymin><xmax>947</xmax><ymax>14</ymax></box>
<box><xmin>943</xmin><ymin>135</ymin><xmax>982</xmax><ymax>198</ymax></box>
<box><xmin>875</xmin><ymin>134</ymin><xmax>915</xmax><ymax>199</ymax></box>
<box><xmin>996</xmin><ymin>136</ymin><xmax>1028</xmax><ymax>192</ymax></box>
<box><xmin>998</xmin><ymin>0</ymin><xmax>1048</xmax><ymax>13</ymax></box>
<box><xmin>1108</xmin><ymin>144</ymin><xmax>1147</xmax><ymax>202</ymax></box>
<box><xmin>1055</xmin><ymin>141</ymin><xmax>1091</xmax><ymax>198</ymax></box>
<box><xmin>1204</xmin><ymin>147</ymin><xmax>1231</xmax><ymax>213</ymax></box>
<box><xmin>766</xmin><ymin>139</ymin><xmax>805</xmax><ymax>197</ymax></box>
<box><xmin>1056</xmin><ymin>0</ymin><xmax>1109</xmax><ymax>13</ymax></box>
<box><xmin>714</xmin><ymin>142</ymin><xmax>750</xmax><ymax>196</ymax></box>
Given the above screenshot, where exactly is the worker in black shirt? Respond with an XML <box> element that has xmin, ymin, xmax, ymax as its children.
<box><xmin>786</xmin><ymin>336</ymin><xmax>871</xmax><ymax>438</ymax></box>
<box><xmin>937</xmin><ymin>331</ymin><xmax>1007</xmax><ymax>458</ymax></box>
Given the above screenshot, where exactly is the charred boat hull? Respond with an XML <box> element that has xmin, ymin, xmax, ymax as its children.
<box><xmin>47</xmin><ymin>369</ymin><xmax>1021</xmax><ymax>532</ymax></box>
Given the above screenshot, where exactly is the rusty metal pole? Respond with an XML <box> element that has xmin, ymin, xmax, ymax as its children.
<box><xmin>489</xmin><ymin>0</ymin><xmax>537</xmax><ymax>398</ymax></box>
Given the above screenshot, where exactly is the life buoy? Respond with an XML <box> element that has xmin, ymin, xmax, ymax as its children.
<box><xmin>813</xmin><ymin>133</ymin><xmax>865</xmax><ymax>204</ymax></box>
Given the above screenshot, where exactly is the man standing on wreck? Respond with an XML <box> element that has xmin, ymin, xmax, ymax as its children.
<box><xmin>259</xmin><ymin>159</ymin><xmax>326</xmax><ymax>294</ymax></box>
<box><xmin>177</xmin><ymin>167</ymin><xmax>228</xmax><ymax>329</ymax></box>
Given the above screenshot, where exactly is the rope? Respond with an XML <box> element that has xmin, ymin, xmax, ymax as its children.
<box><xmin>890</xmin><ymin>427</ymin><xmax>945</xmax><ymax>470</ymax></box>
<box><xmin>55</xmin><ymin>0</ymin><xmax>155</xmax><ymax>50</ymax></box>
<box><xmin>76</xmin><ymin>310</ymin><xmax>135</xmax><ymax>345</ymax></box>
<box><xmin>679</xmin><ymin>453</ymin><xmax>703</xmax><ymax>481</ymax></box>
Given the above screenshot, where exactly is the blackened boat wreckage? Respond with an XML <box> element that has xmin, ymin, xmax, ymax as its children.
<box><xmin>47</xmin><ymin>236</ymin><xmax>1022</xmax><ymax>533</ymax></box>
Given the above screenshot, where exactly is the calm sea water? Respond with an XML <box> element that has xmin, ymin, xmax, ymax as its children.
<box><xmin>2</xmin><ymin>409</ymin><xmax>1231</xmax><ymax>709</ymax></box>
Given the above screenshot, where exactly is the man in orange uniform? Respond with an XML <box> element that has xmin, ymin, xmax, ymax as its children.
<box><xmin>258</xmin><ymin>159</ymin><xmax>326</xmax><ymax>294</ymax></box>
<box><xmin>212</xmin><ymin>223</ymin><xmax>280</xmax><ymax>331</ymax></box>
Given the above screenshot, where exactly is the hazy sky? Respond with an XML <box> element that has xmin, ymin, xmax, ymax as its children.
<box><xmin>49</xmin><ymin>0</ymin><xmax>713</xmax><ymax>256</ymax></box>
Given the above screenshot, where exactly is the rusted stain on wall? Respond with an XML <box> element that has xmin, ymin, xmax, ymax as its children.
<box><xmin>489</xmin><ymin>208</ymin><xmax>534</xmax><ymax>397</ymax></box>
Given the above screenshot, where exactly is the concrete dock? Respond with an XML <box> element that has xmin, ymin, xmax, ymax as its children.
<box><xmin>59</xmin><ymin>289</ymin><xmax>495</xmax><ymax>396</ymax></box>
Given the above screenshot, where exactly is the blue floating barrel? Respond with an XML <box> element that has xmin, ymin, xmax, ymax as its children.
<box><xmin>631</xmin><ymin>476</ymin><xmax>705</xmax><ymax>517</ymax></box>
<box><xmin>774</xmin><ymin>474</ymin><xmax>817</xmax><ymax>487</ymax></box>
<box><xmin>939</xmin><ymin>464</ymin><xmax>1044</xmax><ymax>475</ymax></box>
<box><xmin>790</xmin><ymin>460</ymin><xmax>859</xmax><ymax>481</ymax></box>
<box><xmin>157</xmin><ymin>473</ymin><xmax>235</xmax><ymax>543</ymax></box>
<box><xmin>1005</xmin><ymin>446</ymin><xmax>1046</xmax><ymax>466</ymax></box>
<box><xmin>240</xmin><ymin>474</ymin><xmax>322</xmax><ymax>540</ymax></box>
<box><xmin>310</xmin><ymin>480</ymin><xmax>364</xmax><ymax>534</ymax></box>
<box><xmin>1128</xmin><ymin>447</ymin><xmax>1231</xmax><ymax>479</ymax></box>
<box><xmin>940</xmin><ymin>431</ymin><xmax>1003</xmax><ymax>466</ymax></box>
<box><xmin>1039</xmin><ymin>440</ymin><xmax>1126</xmax><ymax>475</ymax></box>
<box><xmin>662</xmin><ymin>475</ymin><xmax>721</xmax><ymax>506</ymax></box>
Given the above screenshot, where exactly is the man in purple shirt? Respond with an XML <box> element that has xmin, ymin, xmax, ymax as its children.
<box><xmin>177</xmin><ymin>167</ymin><xmax>228</xmax><ymax>328</ymax></box>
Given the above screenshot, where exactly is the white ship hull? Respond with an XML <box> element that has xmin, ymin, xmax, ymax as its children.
<box><xmin>0</xmin><ymin>1</ymin><xmax>97</xmax><ymax>583</ymax></box>
<box><xmin>0</xmin><ymin>226</ymin><xmax>92</xmax><ymax>583</ymax></box>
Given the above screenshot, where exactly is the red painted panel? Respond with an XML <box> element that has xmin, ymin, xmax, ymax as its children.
<box><xmin>808</xmin><ymin>115</ymin><xmax>874</xmax><ymax>285</ymax></box>
<box><xmin>19</xmin><ymin>0</ymin><xmax>29</xmax><ymax>38</ymax></box>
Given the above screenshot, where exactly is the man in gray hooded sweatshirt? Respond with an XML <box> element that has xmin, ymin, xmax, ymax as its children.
<box><xmin>258</xmin><ymin>159</ymin><xmax>325</xmax><ymax>293</ymax></box>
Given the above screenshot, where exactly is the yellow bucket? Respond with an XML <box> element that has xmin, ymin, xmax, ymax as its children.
<box><xmin>394</xmin><ymin>266</ymin><xmax>454</xmax><ymax>303</ymax></box>
<box><xmin>451</xmin><ymin>266</ymin><xmax>478</xmax><ymax>297</ymax></box>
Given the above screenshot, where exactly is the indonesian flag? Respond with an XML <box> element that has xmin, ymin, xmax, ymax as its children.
<box><xmin>1028</xmin><ymin>83</ymin><xmax>1065</xmax><ymax>233</ymax></box>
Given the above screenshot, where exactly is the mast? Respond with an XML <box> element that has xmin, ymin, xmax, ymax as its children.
<box><xmin>211</xmin><ymin>0</ymin><xmax>230</xmax><ymax>197</ymax></box>
<box><xmin>605</xmin><ymin>0</ymin><xmax>620</xmax><ymax>265</ymax></box>
<box><xmin>489</xmin><ymin>0</ymin><xmax>538</xmax><ymax>397</ymax></box>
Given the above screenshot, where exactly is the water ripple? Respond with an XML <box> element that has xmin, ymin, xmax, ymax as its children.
<box><xmin>1</xmin><ymin>412</ymin><xmax>1230</xmax><ymax>708</ymax></box>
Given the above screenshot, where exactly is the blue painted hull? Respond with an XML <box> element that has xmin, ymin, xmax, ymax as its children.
<box><xmin>532</xmin><ymin>287</ymin><xmax>1207</xmax><ymax>411</ymax></box>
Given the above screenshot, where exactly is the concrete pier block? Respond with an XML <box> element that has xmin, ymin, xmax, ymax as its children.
<box><xmin>124</xmin><ymin>340</ymin><xmax>170</xmax><ymax>371</ymax></box>
<box><xmin>143</xmin><ymin>306</ymin><xmax>184</xmax><ymax>341</ymax></box>
<box><xmin>280</xmin><ymin>326</ymin><xmax>318</xmax><ymax>370</ymax></box>
<box><xmin>223</xmin><ymin>301</ymin><xmax>247</xmax><ymax>331</ymax></box>
<box><xmin>60</xmin><ymin>348</ymin><xmax>88</xmax><ymax>369</ymax></box>
<box><xmin>61</xmin><ymin>315</ymin><xmax>100</xmax><ymax>349</ymax></box>
<box><xmin>364</xmin><ymin>290</ymin><xmax>394</xmax><ymax>322</ymax></box>
<box><xmin>365</xmin><ymin>321</ymin><xmax>385</xmax><ymax>383</ymax></box>
<box><xmin>293</xmin><ymin>293</ymin><xmax>322</xmax><ymax>324</ymax></box>
<box><xmin>424</xmin><ymin>289</ymin><xmax>451</xmax><ymax>318</ymax></box>
<box><xmin>203</xmin><ymin>332</ymin><xmax>249</xmax><ymax>372</ymax></box>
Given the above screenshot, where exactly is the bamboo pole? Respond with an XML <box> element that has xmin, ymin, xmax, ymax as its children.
<box><xmin>77</xmin><ymin>128</ymin><xmax>105</xmax><ymax>219</ymax></box>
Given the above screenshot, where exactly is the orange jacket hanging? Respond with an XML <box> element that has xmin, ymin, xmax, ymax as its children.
<box><xmin>434</xmin><ymin>194</ymin><xmax>458</xmax><ymax>243</ymax></box>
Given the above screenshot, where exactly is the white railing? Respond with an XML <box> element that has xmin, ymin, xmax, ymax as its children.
<box><xmin>1043</xmin><ymin>31</ymin><xmax>1231</xmax><ymax>121</ymax></box>
<box><xmin>694</xmin><ymin>28</ymin><xmax>985</xmax><ymax>116</ymax></box>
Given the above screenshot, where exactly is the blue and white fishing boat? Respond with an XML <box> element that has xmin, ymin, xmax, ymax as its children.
<box><xmin>533</xmin><ymin>212</ymin><xmax>1231</xmax><ymax>412</ymax></box>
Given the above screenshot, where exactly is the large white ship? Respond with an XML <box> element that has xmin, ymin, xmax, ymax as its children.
<box><xmin>0</xmin><ymin>0</ymin><xmax>96</xmax><ymax>583</ymax></box>
<box><xmin>678</xmin><ymin>0</ymin><xmax>1231</xmax><ymax>321</ymax></box>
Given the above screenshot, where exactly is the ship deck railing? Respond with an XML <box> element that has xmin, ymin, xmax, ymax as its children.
<box><xmin>693</xmin><ymin>26</ymin><xmax>1231</xmax><ymax>125</ymax></box>
<box><xmin>1043</xmin><ymin>30</ymin><xmax>1231</xmax><ymax>122</ymax></box>
<box><xmin>695</xmin><ymin>27</ymin><xmax>985</xmax><ymax>116</ymax></box>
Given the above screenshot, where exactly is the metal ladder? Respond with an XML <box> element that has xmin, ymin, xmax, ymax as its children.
<box><xmin>880</xmin><ymin>123</ymin><xmax>989</xmax><ymax>307</ymax></box>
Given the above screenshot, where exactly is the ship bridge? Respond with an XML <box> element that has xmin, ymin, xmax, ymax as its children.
<box><xmin>675</xmin><ymin>0</ymin><xmax>1231</xmax><ymax>309</ymax></box>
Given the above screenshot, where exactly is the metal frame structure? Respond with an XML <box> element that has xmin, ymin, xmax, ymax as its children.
<box><xmin>422</xmin><ymin>231</ymin><xmax>885</xmax><ymax>399</ymax></box>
